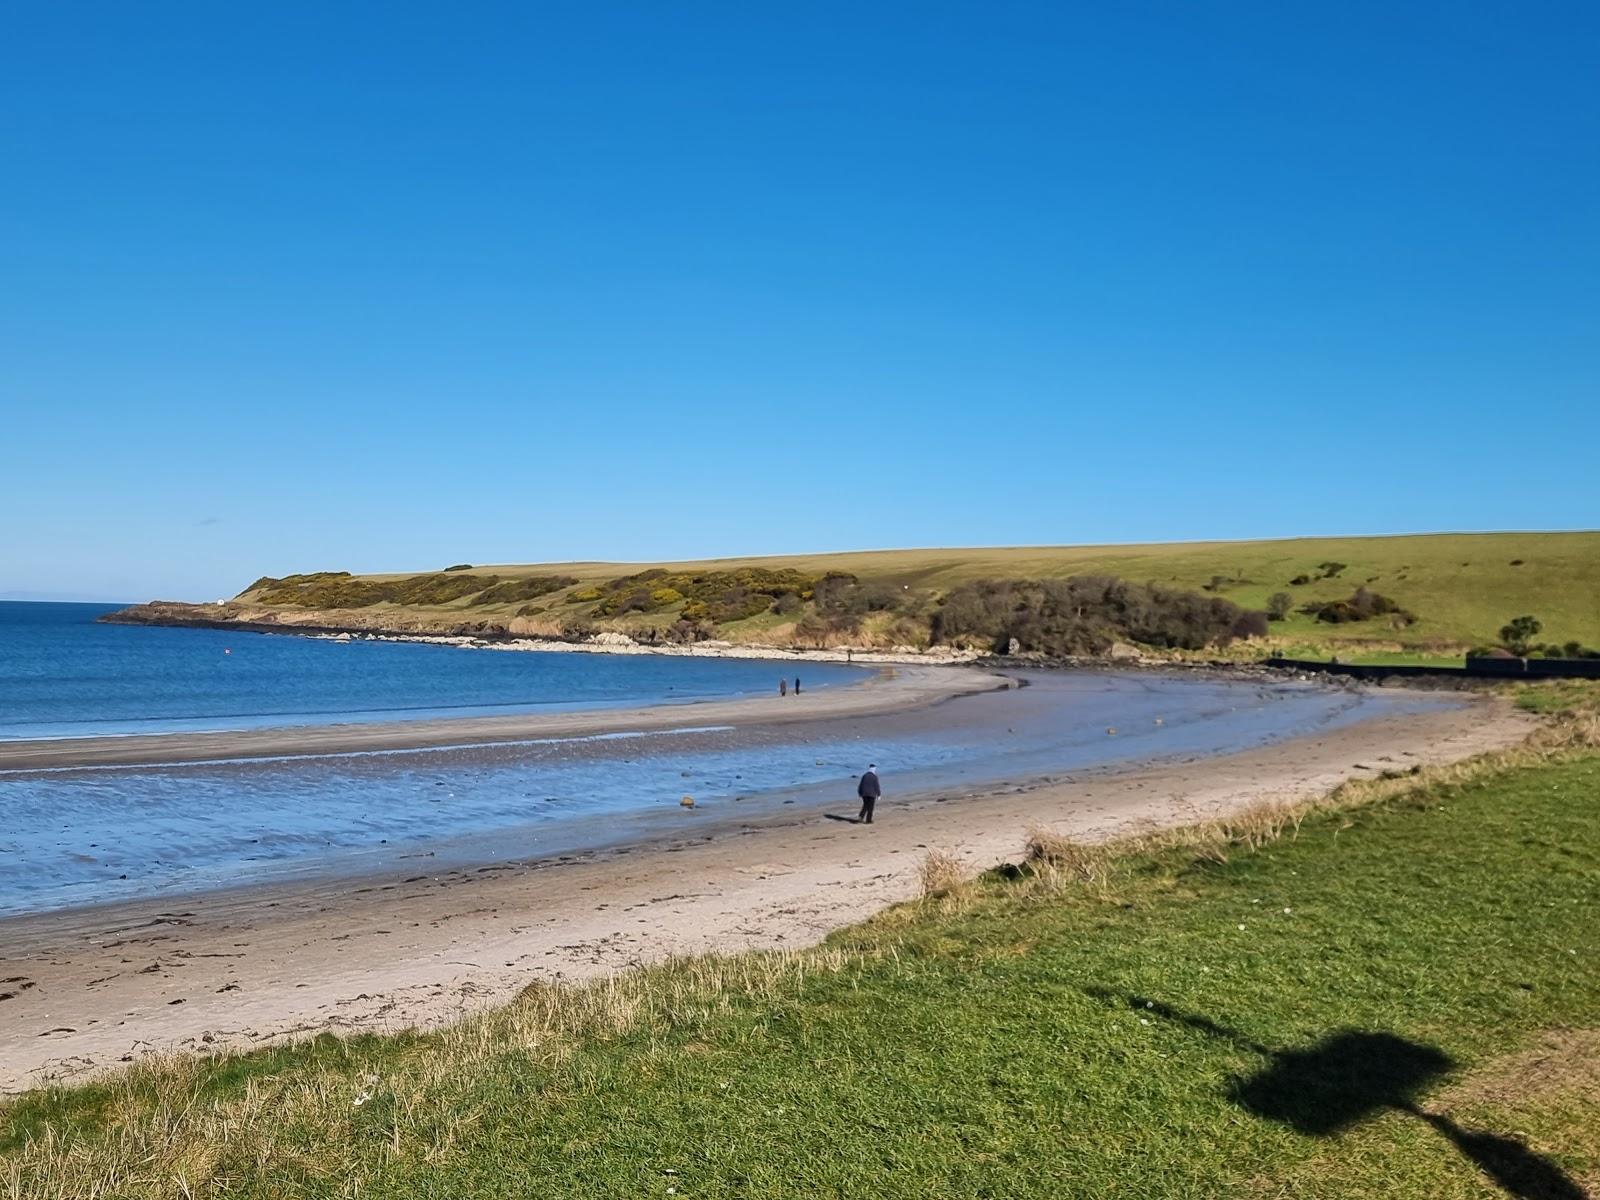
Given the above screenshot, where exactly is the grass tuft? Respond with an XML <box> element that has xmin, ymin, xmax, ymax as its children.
<box><xmin>917</xmin><ymin>849</ymin><xmax>967</xmax><ymax>899</ymax></box>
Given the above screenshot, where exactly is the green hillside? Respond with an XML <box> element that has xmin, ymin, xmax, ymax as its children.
<box><xmin>217</xmin><ymin>532</ymin><xmax>1600</xmax><ymax>663</ymax></box>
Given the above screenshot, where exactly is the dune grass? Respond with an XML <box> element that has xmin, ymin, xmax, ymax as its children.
<box><xmin>5</xmin><ymin>714</ymin><xmax>1598</xmax><ymax>1199</ymax></box>
<box><xmin>232</xmin><ymin>531</ymin><xmax>1600</xmax><ymax>659</ymax></box>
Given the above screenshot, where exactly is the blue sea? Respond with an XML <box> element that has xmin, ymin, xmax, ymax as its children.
<box><xmin>0</xmin><ymin>601</ymin><xmax>1456</xmax><ymax>918</ymax></box>
<box><xmin>0</xmin><ymin>601</ymin><xmax>862</xmax><ymax>740</ymax></box>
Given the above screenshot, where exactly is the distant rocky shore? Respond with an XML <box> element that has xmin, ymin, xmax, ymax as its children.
<box><xmin>103</xmin><ymin>600</ymin><xmax>528</xmax><ymax>640</ymax></box>
<box><xmin>102</xmin><ymin>600</ymin><xmax>1478</xmax><ymax>683</ymax></box>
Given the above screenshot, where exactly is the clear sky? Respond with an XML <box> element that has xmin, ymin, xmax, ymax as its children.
<box><xmin>3</xmin><ymin>3</ymin><xmax>1596</xmax><ymax>601</ymax></box>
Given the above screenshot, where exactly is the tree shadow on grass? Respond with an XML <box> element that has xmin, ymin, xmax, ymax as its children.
<box><xmin>1084</xmin><ymin>989</ymin><xmax>1587</xmax><ymax>1200</ymax></box>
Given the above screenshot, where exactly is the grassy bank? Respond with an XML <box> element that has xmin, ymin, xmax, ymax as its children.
<box><xmin>5</xmin><ymin>714</ymin><xmax>1598</xmax><ymax>1197</ymax></box>
<box><xmin>114</xmin><ymin>531</ymin><xmax>1600</xmax><ymax>663</ymax></box>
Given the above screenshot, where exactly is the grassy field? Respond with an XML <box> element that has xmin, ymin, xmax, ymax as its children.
<box><xmin>6</xmin><ymin>712</ymin><xmax>1597</xmax><ymax>1198</ymax></box>
<box><xmin>218</xmin><ymin>531</ymin><xmax>1600</xmax><ymax>661</ymax></box>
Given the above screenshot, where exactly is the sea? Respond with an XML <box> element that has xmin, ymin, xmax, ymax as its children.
<box><xmin>0</xmin><ymin>601</ymin><xmax>1454</xmax><ymax>918</ymax></box>
<box><xmin>0</xmin><ymin>601</ymin><xmax>861</xmax><ymax>740</ymax></box>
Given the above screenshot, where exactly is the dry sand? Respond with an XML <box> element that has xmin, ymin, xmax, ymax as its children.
<box><xmin>0</xmin><ymin>685</ymin><xmax>1532</xmax><ymax>1093</ymax></box>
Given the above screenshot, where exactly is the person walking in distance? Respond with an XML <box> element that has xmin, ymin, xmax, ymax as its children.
<box><xmin>779</xmin><ymin>678</ymin><xmax>788</xmax><ymax>697</ymax></box>
<box><xmin>857</xmin><ymin>763</ymin><xmax>881</xmax><ymax>824</ymax></box>
<box><xmin>794</xmin><ymin>676</ymin><xmax>802</xmax><ymax>696</ymax></box>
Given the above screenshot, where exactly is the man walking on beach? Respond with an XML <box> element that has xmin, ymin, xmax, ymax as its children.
<box><xmin>857</xmin><ymin>764</ymin><xmax>881</xmax><ymax>824</ymax></box>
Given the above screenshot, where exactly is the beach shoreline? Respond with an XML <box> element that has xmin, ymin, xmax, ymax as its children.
<box><xmin>0</xmin><ymin>663</ymin><xmax>1004</xmax><ymax>772</ymax></box>
<box><xmin>0</xmin><ymin>686</ymin><xmax>1532</xmax><ymax>1093</ymax></box>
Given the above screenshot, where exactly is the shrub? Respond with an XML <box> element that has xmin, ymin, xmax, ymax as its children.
<box><xmin>443</xmin><ymin>563</ymin><xmax>473</xmax><ymax>572</ymax></box>
<box><xmin>810</xmin><ymin>574</ymin><xmax>909</xmax><ymax>616</ymax></box>
<box><xmin>1317</xmin><ymin>561</ymin><xmax>1348</xmax><ymax>578</ymax></box>
<box><xmin>811</xmin><ymin>573</ymin><xmax>861</xmax><ymax>611</ymax></box>
<box><xmin>468</xmin><ymin>575</ymin><xmax>580</xmax><ymax>607</ymax></box>
<box><xmin>1289</xmin><ymin>574</ymin><xmax>1312</xmax><ymax>586</ymax></box>
<box><xmin>859</xmin><ymin>584</ymin><xmax>904</xmax><ymax>612</ymax></box>
<box><xmin>710</xmin><ymin>587</ymin><xmax>773</xmax><ymax>623</ymax></box>
<box><xmin>1499</xmin><ymin>614</ymin><xmax>1542</xmax><ymax>653</ymax></box>
<box><xmin>569</xmin><ymin>586</ymin><xmax>604</xmax><ymax>603</ymax></box>
<box><xmin>254</xmin><ymin>571</ymin><xmax>498</xmax><ymax>609</ymax></box>
<box><xmin>1231</xmin><ymin>611</ymin><xmax>1270</xmax><ymax>640</ymax></box>
<box><xmin>1266</xmin><ymin>592</ymin><xmax>1294</xmax><ymax>621</ymax></box>
<box><xmin>1299</xmin><ymin>587</ymin><xmax>1415</xmax><ymax>626</ymax></box>
<box><xmin>930</xmin><ymin>576</ymin><xmax>1264</xmax><ymax>655</ymax></box>
<box><xmin>394</xmin><ymin>573</ymin><xmax>498</xmax><ymax>605</ymax></box>
<box><xmin>771</xmin><ymin>592</ymin><xmax>803</xmax><ymax>616</ymax></box>
<box><xmin>589</xmin><ymin>568</ymin><xmax>820</xmax><ymax>622</ymax></box>
<box><xmin>609</xmin><ymin>588</ymin><xmax>657</xmax><ymax>616</ymax></box>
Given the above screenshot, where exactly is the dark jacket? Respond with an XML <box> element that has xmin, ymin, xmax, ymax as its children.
<box><xmin>857</xmin><ymin>770</ymin><xmax>881</xmax><ymax>800</ymax></box>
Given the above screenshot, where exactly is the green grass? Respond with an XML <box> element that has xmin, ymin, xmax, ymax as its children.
<box><xmin>6</xmin><ymin>737</ymin><xmax>1598</xmax><ymax>1197</ymax></box>
<box><xmin>1512</xmin><ymin>679</ymin><xmax>1600</xmax><ymax>716</ymax></box>
<box><xmin>226</xmin><ymin>531</ymin><xmax>1600</xmax><ymax>659</ymax></box>
<box><xmin>1344</xmin><ymin>652</ymin><xmax>1464</xmax><ymax>667</ymax></box>
<box><xmin>1259</xmin><ymin>637</ymin><xmax>1471</xmax><ymax>667</ymax></box>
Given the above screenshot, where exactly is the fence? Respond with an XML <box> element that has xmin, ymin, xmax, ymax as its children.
<box><xmin>1264</xmin><ymin>656</ymin><xmax>1600</xmax><ymax>681</ymax></box>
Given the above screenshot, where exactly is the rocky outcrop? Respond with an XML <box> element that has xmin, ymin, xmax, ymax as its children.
<box><xmin>101</xmin><ymin>601</ymin><xmax>520</xmax><ymax>640</ymax></box>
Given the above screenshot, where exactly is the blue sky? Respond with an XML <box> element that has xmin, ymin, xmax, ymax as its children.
<box><xmin>3</xmin><ymin>3</ymin><xmax>1596</xmax><ymax>601</ymax></box>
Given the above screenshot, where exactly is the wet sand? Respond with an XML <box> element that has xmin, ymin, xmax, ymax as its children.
<box><xmin>0</xmin><ymin>664</ymin><xmax>993</xmax><ymax>771</ymax></box>
<box><xmin>0</xmin><ymin>687</ymin><xmax>1531</xmax><ymax>1092</ymax></box>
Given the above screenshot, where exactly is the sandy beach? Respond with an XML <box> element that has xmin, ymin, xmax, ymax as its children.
<box><xmin>0</xmin><ymin>677</ymin><xmax>1531</xmax><ymax>1093</ymax></box>
<box><xmin>0</xmin><ymin>663</ymin><xmax>996</xmax><ymax>771</ymax></box>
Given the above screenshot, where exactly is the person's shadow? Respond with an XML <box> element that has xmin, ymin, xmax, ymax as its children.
<box><xmin>1084</xmin><ymin>990</ymin><xmax>1587</xmax><ymax>1200</ymax></box>
<box><xmin>822</xmin><ymin>813</ymin><xmax>864</xmax><ymax>824</ymax></box>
